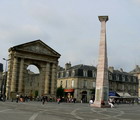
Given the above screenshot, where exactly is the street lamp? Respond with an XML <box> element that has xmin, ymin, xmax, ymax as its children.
<box><xmin>1</xmin><ymin>58</ymin><xmax>10</xmax><ymax>101</ymax></box>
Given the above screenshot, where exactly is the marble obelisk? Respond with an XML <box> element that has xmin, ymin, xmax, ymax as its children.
<box><xmin>92</xmin><ymin>16</ymin><xmax>109</xmax><ymax>108</ymax></box>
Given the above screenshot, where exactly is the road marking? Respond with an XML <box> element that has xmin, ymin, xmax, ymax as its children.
<box><xmin>28</xmin><ymin>111</ymin><xmax>41</xmax><ymax>120</ymax></box>
<box><xmin>71</xmin><ymin>108</ymin><xmax>83</xmax><ymax>120</ymax></box>
<box><xmin>91</xmin><ymin>108</ymin><xmax>131</xmax><ymax>120</ymax></box>
<box><xmin>91</xmin><ymin>108</ymin><xmax>111</xmax><ymax>119</ymax></box>
<box><xmin>0</xmin><ymin>109</ymin><xmax>11</xmax><ymax>113</ymax></box>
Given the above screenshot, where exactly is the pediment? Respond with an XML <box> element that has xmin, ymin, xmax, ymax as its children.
<box><xmin>10</xmin><ymin>40</ymin><xmax>61</xmax><ymax>57</ymax></box>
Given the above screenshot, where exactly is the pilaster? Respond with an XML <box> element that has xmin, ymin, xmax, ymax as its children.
<box><xmin>18</xmin><ymin>58</ymin><xmax>24</xmax><ymax>93</ymax></box>
<box><xmin>11</xmin><ymin>57</ymin><xmax>18</xmax><ymax>92</ymax></box>
<box><xmin>44</xmin><ymin>63</ymin><xmax>50</xmax><ymax>95</ymax></box>
<box><xmin>51</xmin><ymin>63</ymin><xmax>57</xmax><ymax>95</ymax></box>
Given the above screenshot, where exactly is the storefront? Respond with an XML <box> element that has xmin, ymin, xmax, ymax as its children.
<box><xmin>64</xmin><ymin>89</ymin><xmax>74</xmax><ymax>99</ymax></box>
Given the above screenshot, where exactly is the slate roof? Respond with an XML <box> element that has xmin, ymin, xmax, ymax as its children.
<box><xmin>130</xmin><ymin>65</ymin><xmax>140</xmax><ymax>73</ymax></box>
<box><xmin>67</xmin><ymin>64</ymin><xmax>97</xmax><ymax>71</ymax></box>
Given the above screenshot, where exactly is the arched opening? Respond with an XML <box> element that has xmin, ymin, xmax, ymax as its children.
<box><xmin>24</xmin><ymin>64</ymin><xmax>40</xmax><ymax>100</ymax></box>
<box><xmin>27</xmin><ymin>65</ymin><xmax>40</xmax><ymax>74</ymax></box>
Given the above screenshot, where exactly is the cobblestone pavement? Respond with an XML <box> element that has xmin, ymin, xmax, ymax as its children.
<box><xmin>0</xmin><ymin>101</ymin><xmax>140</xmax><ymax>120</ymax></box>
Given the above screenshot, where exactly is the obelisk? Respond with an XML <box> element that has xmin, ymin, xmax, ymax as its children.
<box><xmin>92</xmin><ymin>16</ymin><xmax>109</xmax><ymax>108</ymax></box>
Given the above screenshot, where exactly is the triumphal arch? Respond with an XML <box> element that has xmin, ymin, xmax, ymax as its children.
<box><xmin>6</xmin><ymin>40</ymin><xmax>61</xmax><ymax>99</ymax></box>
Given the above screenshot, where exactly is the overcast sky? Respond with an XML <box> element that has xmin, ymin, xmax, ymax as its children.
<box><xmin>0</xmin><ymin>0</ymin><xmax>140</xmax><ymax>72</ymax></box>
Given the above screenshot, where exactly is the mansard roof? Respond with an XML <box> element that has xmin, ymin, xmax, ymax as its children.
<box><xmin>112</xmin><ymin>70</ymin><xmax>130</xmax><ymax>76</ymax></box>
<box><xmin>67</xmin><ymin>64</ymin><xmax>97</xmax><ymax>71</ymax></box>
<box><xmin>130</xmin><ymin>65</ymin><xmax>140</xmax><ymax>73</ymax></box>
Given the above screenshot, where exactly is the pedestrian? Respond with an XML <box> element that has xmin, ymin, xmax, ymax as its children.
<box><xmin>81</xmin><ymin>98</ymin><xmax>83</xmax><ymax>103</ymax></box>
<box><xmin>89</xmin><ymin>99</ymin><xmax>93</xmax><ymax>105</ymax></box>
<box><xmin>16</xmin><ymin>93</ymin><xmax>19</xmax><ymax>103</ymax></box>
<box><xmin>57</xmin><ymin>98</ymin><xmax>61</xmax><ymax>104</ymax></box>
<box><xmin>108</xmin><ymin>98</ymin><xmax>114</xmax><ymax>108</ymax></box>
<box><xmin>73</xmin><ymin>98</ymin><xmax>76</xmax><ymax>103</ymax></box>
<box><xmin>42</xmin><ymin>96</ymin><xmax>46</xmax><ymax>105</ymax></box>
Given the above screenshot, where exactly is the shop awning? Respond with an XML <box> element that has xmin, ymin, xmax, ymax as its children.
<box><xmin>109</xmin><ymin>91</ymin><xmax>119</xmax><ymax>97</ymax></box>
<box><xmin>116</xmin><ymin>92</ymin><xmax>131</xmax><ymax>97</ymax></box>
<box><xmin>64</xmin><ymin>89</ymin><xmax>74</xmax><ymax>92</ymax></box>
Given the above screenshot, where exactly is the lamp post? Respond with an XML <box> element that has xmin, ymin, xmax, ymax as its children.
<box><xmin>2</xmin><ymin>58</ymin><xmax>10</xmax><ymax>101</ymax></box>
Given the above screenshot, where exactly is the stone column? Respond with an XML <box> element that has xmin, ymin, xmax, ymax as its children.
<box><xmin>51</xmin><ymin>63</ymin><xmax>57</xmax><ymax>95</ymax></box>
<box><xmin>44</xmin><ymin>63</ymin><xmax>50</xmax><ymax>95</ymax></box>
<box><xmin>18</xmin><ymin>58</ymin><xmax>24</xmax><ymax>94</ymax></box>
<box><xmin>92</xmin><ymin>16</ymin><xmax>109</xmax><ymax>108</ymax></box>
<box><xmin>11</xmin><ymin>57</ymin><xmax>18</xmax><ymax>92</ymax></box>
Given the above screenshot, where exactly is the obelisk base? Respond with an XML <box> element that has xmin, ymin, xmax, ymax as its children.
<box><xmin>91</xmin><ymin>101</ymin><xmax>111</xmax><ymax>108</ymax></box>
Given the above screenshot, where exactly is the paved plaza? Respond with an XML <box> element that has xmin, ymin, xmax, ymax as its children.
<box><xmin>0</xmin><ymin>101</ymin><xmax>140</xmax><ymax>120</ymax></box>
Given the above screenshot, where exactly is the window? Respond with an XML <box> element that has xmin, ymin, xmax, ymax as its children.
<box><xmin>66</xmin><ymin>80</ymin><xmax>68</xmax><ymax>88</ymax></box>
<box><xmin>92</xmin><ymin>71</ymin><xmax>96</xmax><ymax>78</ymax></box>
<box><xmin>93</xmin><ymin>82</ymin><xmax>96</xmax><ymax>88</ymax></box>
<box><xmin>108</xmin><ymin>73</ymin><xmax>112</xmax><ymax>80</ymax></box>
<box><xmin>83</xmin><ymin>80</ymin><xmax>87</xmax><ymax>88</ymax></box>
<box><xmin>83</xmin><ymin>71</ymin><xmax>87</xmax><ymax>77</ymax></box>
<box><xmin>116</xmin><ymin>74</ymin><xmax>119</xmax><ymax>81</ymax></box>
<box><xmin>66</xmin><ymin>71</ymin><xmax>69</xmax><ymax>77</ymax></box>
<box><xmin>72</xmin><ymin>80</ymin><xmax>74</xmax><ymax>88</ymax></box>
<box><xmin>60</xmin><ymin>81</ymin><xmax>63</xmax><ymax>87</ymax></box>
<box><xmin>72</xmin><ymin>70</ymin><xmax>75</xmax><ymax>77</ymax></box>
<box><xmin>122</xmin><ymin>75</ymin><xmax>125</xmax><ymax>81</ymax></box>
<box><xmin>61</xmin><ymin>72</ymin><xmax>63</xmax><ymax>78</ymax></box>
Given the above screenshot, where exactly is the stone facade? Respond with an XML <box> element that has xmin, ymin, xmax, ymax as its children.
<box><xmin>57</xmin><ymin>63</ymin><xmax>97</xmax><ymax>102</ymax></box>
<box><xmin>24</xmin><ymin>70</ymin><xmax>40</xmax><ymax>98</ymax></box>
<box><xmin>109</xmin><ymin>67</ymin><xmax>138</xmax><ymax>96</ymax></box>
<box><xmin>130</xmin><ymin>65</ymin><xmax>140</xmax><ymax>97</ymax></box>
<box><xmin>6</xmin><ymin>40</ymin><xmax>61</xmax><ymax>99</ymax></box>
<box><xmin>57</xmin><ymin>63</ymin><xmax>138</xmax><ymax>102</ymax></box>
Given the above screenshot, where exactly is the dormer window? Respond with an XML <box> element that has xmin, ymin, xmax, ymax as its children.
<box><xmin>122</xmin><ymin>75</ymin><xmax>125</xmax><ymax>81</ymax></box>
<box><xmin>61</xmin><ymin>72</ymin><xmax>63</xmax><ymax>78</ymax></box>
<box><xmin>83</xmin><ymin>70</ymin><xmax>87</xmax><ymax>77</ymax></box>
<box><xmin>66</xmin><ymin>71</ymin><xmax>69</xmax><ymax>77</ymax></box>
<box><xmin>116</xmin><ymin>74</ymin><xmax>119</xmax><ymax>81</ymax></box>
<box><xmin>71</xmin><ymin>70</ymin><xmax>75</xmax><ymax>77</ymax></box>
<box><xmin>92</xmin><ymin>71</ymin><xmax>96</xmax><ymax>78</ymax></box>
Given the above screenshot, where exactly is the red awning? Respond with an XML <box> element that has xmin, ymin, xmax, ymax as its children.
<box><xmin>64</xmin><ymin>89</ymin><xmax>74</xmax><ymax>92</ymax></box>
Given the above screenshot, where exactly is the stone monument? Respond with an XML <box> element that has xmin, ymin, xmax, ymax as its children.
<box><xmin>6</xmin><ymin>40</ymin><xmax>61</xmax><ymax>99</ymax></box>
<box><xmin>92</xmin><ymin>16</ymin><xmax>109</xmax><ymax>107</ymax></box>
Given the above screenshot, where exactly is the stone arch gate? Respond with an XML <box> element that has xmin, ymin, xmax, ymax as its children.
<box><xmin>6</xmin><ymin>40</ymin><xmax>61</xmax><ymax>99</ymax></box>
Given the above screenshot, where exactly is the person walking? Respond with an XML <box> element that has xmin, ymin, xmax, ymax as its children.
<box><xmin>16</xmin><ymin>93</ymin><xmax>19</xmax><ymax>103</ymax></box>
<box><xmin>108</xmin><ymin>98</ymin><xmax>114</xmax><ymax>108</ymax></box>
<box><xmin>42</xmin><ymin>96</ymin><xmax>46</xmax><ymax>105</ymax></box>
<box><xmin>57</xmin><ymin>98</ymin><xmax>61</xmax><ymax>104</ymax></box>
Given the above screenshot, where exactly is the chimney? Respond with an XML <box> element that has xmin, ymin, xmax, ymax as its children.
<box><xmin>108</xmin><ymin>66</ymin><xmax>114</xmax><ymax>72</ymax></box>
<box><xmin>120</xmin><ymin>68</ymin><xmax>123</xmax><ymax>72</ymax></box>
<box><xmin>65</xmin><ymin>62</ymin><xmax>71</xmax><ymax>70</ymax></box>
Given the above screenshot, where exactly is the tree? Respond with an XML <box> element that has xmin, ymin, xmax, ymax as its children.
<box><xmin>56</xmin><ymin>86</ymin><xmax>64</xmax><ymax>97</ymax></box>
